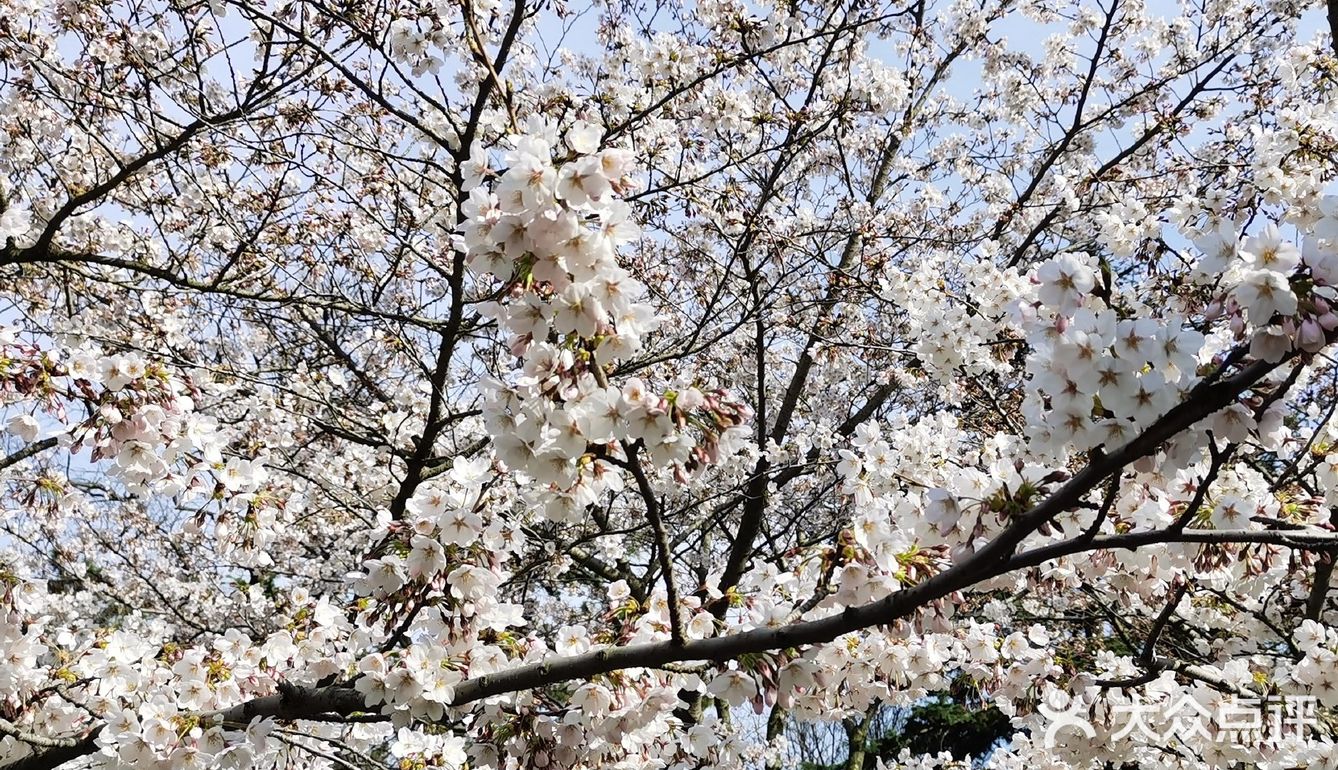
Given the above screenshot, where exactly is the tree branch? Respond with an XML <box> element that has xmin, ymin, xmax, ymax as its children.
<box><xmin>0</xmin><ymin>437</ymin><xmax>58</xmax><ymax>472</ymax></box>
<box><xmin>0</xmin><ymin>685</ymin><xmax>370</xmax><ymax>770</ymax></box>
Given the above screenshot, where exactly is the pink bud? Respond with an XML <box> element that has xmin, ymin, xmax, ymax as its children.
<box><xmin>1300</xmin><ymin>319</ymin><xmax>1328</xmax><ymax>352</ymax></box>
<box><xmin>1229</xmin><ymin>314</ymin><xmax>1246</xmax><ymax>337</ymax></box>
<box><xmin>1204</xmin><ymin>299</ymin><xmax>1223</xmax><ymax>321</ymax></box>
<box><xmin>1320</xmin><ymin>312</ymin><xmax>1338</xmax><ymax>331</ymax></box>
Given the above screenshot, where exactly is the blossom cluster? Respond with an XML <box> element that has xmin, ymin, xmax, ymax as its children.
<box><xmin>7</xmin><ymin>1</ymin><xmax>1338</xmax><ymax>770</ymax></box>
<box><xmin>464</xmin><ymin>120</ymin><xmax>752</xmax><ymax>517</ymax></box>
<box><xmin>1200</xmin><ymin>213</ymin><xmax>1338</xmax><ymax>363</ymax></box>
<box><xmin>1016</xmin><ymin>252</ymin><xmax>1208</xmax><ymax>460</ymax></box>
<box><xmin>1</xmin><ymin>329</ymin><xmax>229</xmax><ymax>494</ymax></box>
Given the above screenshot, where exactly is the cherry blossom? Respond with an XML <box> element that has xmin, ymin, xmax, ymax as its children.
<box><xmin>5</xmin><ymin>1</ymin><xmax>1338</xmax><ymax>770</ymax></box>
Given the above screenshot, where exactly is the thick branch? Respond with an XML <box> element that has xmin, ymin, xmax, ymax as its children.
<box><xmin>1330</xmin><ymin>0</ymin><xmax>1338</xmax><ymax>57</ymax></box>
<box><xmin>0</xmin><ymin>438</ymin><xmax>58</xmax><ymax>472</ymax></box>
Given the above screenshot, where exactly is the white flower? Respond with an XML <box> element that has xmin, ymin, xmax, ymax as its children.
<box><xmin>100</xmin><ymin>354</ymin><xmax>144</xmax><ymax>391</ymax></box>
<box><xmin>551</xmin><ymin>285</ymin><xmax>604</xmax><ymax>337</ymax></box>
<box><xmin>461</xmin><ymin>144</ymin><xmax>492</xmax><ymax>191</ymax></box>
<box><xmin>1035</xmin><ymin>254</ymin><xmax>1095</xmax><ymax>313</ymax></box>
<box><xmin>1113</xmin><ymin>318</ymin><xmax>1159</xmax><ymax>363</ymax></box>
<box><xmin>0</xmin><ymin>203</ymin><xmax>32</xmax><ymax>243</ymax></box>
<box><xmin>115</xmin><ymin>440</ymin><xmax>167</xmax><ymax>483</ymax></box>
<box><xmin>851</xmin><ymin>421</ymin><xmax>881</xmax><ymax>449</ymax></box>
<box><xmin>446</xmin><ymin>564</ymin><xmax>498</xmax><ymax>601</ymax></box>
<box><xmin>406</xmin><ymin>535</ymin><xmax>447</xmax><ymax>579</ymax></box>
<box><xmin>5</xmin><ymin>414</ymin><xmax>40</xmax><ymax>443</ymax></box>
<box><xmin>1241</xmin><ymin>224</ymin><xmax>1300</xmax><ymax>273</ymax></box>
<box><xmin>439</xmin><ymin>508</ymin><xmax>482</xmax><ymax>546</ymax></box>
<box><xmin>1000</xmin><ymin>631</ymin><xmax>1031</xmax><ymax>659</ymax></box>
<box><xmin>555</xmin><ymin>624</ymin><xmax>591</xmax><ymax>655</ymax></box>
<box><xmin>1193</xmin><ymin>220</ymin><xmax>1239</xmax><ymax>279</ymax></box>
<box><xmin>218</xmin><ymin>458</ymin><xmax>265</xmax><ymax>493</ymax></box>
<box><xmin>1026</xmin><ymin>624</ymin><xmax>1051</xmax><ymax>647</ymax></box>
<box><xmin>566</xmin><ymin>121</ymin><xmax>602</xmax><ymax>155</ymax></box>
<box><xmin>407</xmin><ymin>487</ymin><xmax>453</xmax><ymax>520</ymax></box>
<box><xmin>556</xmin><ymin>156</ymin><xmax>612</xmax><ymax>206</ymax></box>
<box><xmin>1304</xmin><ymin>234</ymin><xmax>1338</xmax><ymax>285</ymax></box>
<box><xmin>570</xmin><ymin>682</ymin><xmax>613</xmax><ymax>716</ymax></box>
<box><xmin>361</xmin><ymin>558</ymin><xmax>406</xmax><ymax>597</ymax></box>
<box><xmin>686</xmin><ymin>722</ymin><xmax>719</xmax><ymax>754</ymax></box>
<box><xmin>574</xmin><ymin>387</ymin><xmax>622</xmax><ymax>443</ymax></box>
<box><xmin>923</xmin><ymin>488</ymin><xmax>960</xmax><ymax>536</ymax></box>
<box><xmin>836</xmin><ymin>448</ymin><xmax>862</xmax><ymax>479</ymax></box>
<box><xmin>449</xmin><ymin>455</ymin><xmax>491</xmax><ymax>488</ymax></box>
<box><xmin>686</xmin><ymin>612</ymin><xmax>715</xmax><ymax>639</ymax></box>
<box><xmin>607</xmin><ymin>579</ymin><xmax>631</xmax><ymax>603</ymax></box>
<box><xmin>1296</xmin><ymin>620</ymin><xmax>1328</xmax><ymax>654</ymax></box>
<box><xmin>437</xmin><ymin>735</ymin><xmax>469</xmax><ymax>769</ymax></box>
<box><xmin>705</xmin><ymin>669</ymin><xmax>757</xmax><ymax>707</ymax></box>
<box><xmin>1208</xmin><ymin>403</ymin><xmax>1255</xmax><ymax>443</ymax></box>
<box><xmin>1234</xmin><ymin>269</ymin><xmax>1298</xmax><ymax>321</ymax></box>
<box><xmin>624</xmin><ymin>406</ymin><xmax>671</xmax><ymax>445</ymax></box>
<box><xmin>1249</xmin><ymin>324</ymin><xmax>1293</xmax><ymax>363</ymax></box>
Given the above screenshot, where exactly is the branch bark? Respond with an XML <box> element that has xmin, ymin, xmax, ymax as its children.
<box><xmin>0</xmin><ymin>437</ymin><xmax>58</xmax><ymax>472</ymax></box>
<box><xmin>1330</xmin><ymin>0</ymin><xmax>1338</xmax><ymax>57</ymax></box>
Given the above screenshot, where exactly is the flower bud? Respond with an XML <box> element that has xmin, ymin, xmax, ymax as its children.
<box><xmin>1229</xmin><ymin>314</ymin><xmax>1245</xmax><ymax>337</ymax></box>
<box><xmin>1299</xmin><ymin>318</ymin><xmax>1327</xmax><ymax>352</ymax></box>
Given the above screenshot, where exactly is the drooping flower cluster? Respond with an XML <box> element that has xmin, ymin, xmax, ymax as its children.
<box><xmin>464</xmin><ymin>121</ymin><xmax>752</xmax><ymax>519</ymax></box>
